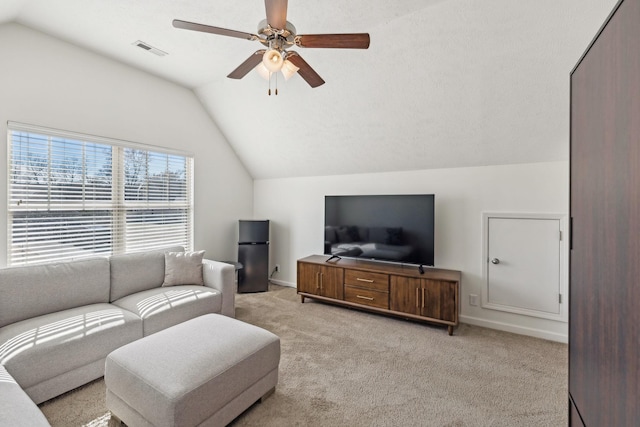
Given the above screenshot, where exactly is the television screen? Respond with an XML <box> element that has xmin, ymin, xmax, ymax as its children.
<box><xmin>324</xmin><ymin>194</ymin><xmax>435</xmax><ymax>266</ymax></box>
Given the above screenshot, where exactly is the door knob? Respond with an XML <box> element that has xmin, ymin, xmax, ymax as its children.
<box><xmin>491</xmin><ymin>258</ymin><xmax>500</xmax><ymax>264</ymax></box>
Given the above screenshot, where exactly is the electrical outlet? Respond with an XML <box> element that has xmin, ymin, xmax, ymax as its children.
<box><xmin>275</xmin><ymin>264</ymin><xmax>280</xmax><ymax>273</ymax></box>
<box><xmin>469</xmin><ymin>294</ymin><xmax>479</xmax><ymax>306</ymax></box>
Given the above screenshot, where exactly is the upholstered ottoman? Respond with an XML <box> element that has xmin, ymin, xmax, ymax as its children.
<box><xmin>105</xmin><ymin>314</ymin><xmax>280</xmax><ymax>427</ymax></box>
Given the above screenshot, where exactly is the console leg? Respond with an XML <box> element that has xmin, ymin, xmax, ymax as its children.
<box><xmin>300</xmin><ymin>295</ymin><xmax>305</xmax><ymax>303</ymax></box>
<box><xmin>448</xmin><ymin>325</ymin><xmax>454</xmax><ymax>336</ymax></box>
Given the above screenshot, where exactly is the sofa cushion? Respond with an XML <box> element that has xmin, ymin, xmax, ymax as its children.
<box><xmin>0</xmin><ymin>303</ymin><xmax>142</xmax><ymax>390</ymax></box>
<box><xmin>162</xmin><ymin>250</ymin><xmax>205</xmax><ymax>287</ymax></box>
<box><xmin>111</xmin><ymin>286</ymin><xmax>222</xmax><ymax>336</ymax></box>
<box><xmin>0</xmin><ymin>365</ymin><xmax>51</xmax><ymax>427</ymax></box>
<box><xmin>109</xmin><ymin>246</ymin><xmax>184</xmax><ymax>302</ymax></box>
<box><xmin>0</xmin><ymin>258</ymin><xmax>110</xmax><ymax>329</ymax></box>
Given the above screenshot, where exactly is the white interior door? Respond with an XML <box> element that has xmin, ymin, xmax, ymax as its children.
<box><xmin>484</xmin><ymin>215</ymin><xmax>564</xmax><ymax>319</ymax></box>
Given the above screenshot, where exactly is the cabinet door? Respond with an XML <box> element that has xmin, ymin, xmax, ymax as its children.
<box><xmin>298</xmin><ymin>262</ymin><xmax>322</xmax><ymax>296</ymax></box>
<box><xmin>390</xmin><ymin>276</ymin><xmax>421</xmax><ymax>316</ymax></box>
<box><xmin>319</xmin><ymin>265</ymin><xmax>344</xmax><ymax>300</ymax></box>
<box><xmin>297</xmin><ymin>263</ymin><xmax>344</xmax><ymax>299</ymax></box>
<box><xmin>422</xmin><ymin>280</ymin><xmax>457</xmax><ymax>322</ymax></box>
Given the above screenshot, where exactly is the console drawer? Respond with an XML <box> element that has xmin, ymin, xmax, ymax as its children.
<box><xmin>344</xmin><ymin>286</ymin><xmax>389</xmax><ymax>309</ymax></box>
<box><xmin>344</xmin><ymin>270</ymin><xmax>389</xmax><ymax>291</ymax></box>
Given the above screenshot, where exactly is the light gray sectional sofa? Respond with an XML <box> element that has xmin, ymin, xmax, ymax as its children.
<box><xmin>0</xmin><ymin>247</ymin><xmax>235</xmax><ymax>425</ymax></box>
<box><xmin>0</xmin><ymin>364</ymin><xmax>51</xmax><ymax>427</ymax></box>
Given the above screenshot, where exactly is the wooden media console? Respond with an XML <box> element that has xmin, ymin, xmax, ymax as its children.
<box><xmin>297</xmin><ymin>255</ymin><xmax>461</xmax><ymax>335</ymax></box>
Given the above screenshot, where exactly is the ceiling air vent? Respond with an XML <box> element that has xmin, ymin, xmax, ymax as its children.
<box><xmin>133</xmin><ymin>40</ymin><xmax>168</xmax><ymax>57</ymax></box>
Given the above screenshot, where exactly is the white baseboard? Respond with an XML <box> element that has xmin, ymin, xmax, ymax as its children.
<box><xmin>268</xmin><ymin>279</ymin><xmax>295</xmax><ymax>288</ymax></box>
<box><xmin>460</xmin><ymin>315</ymin><xmax>568</xmax><ymax>343</ymax></box>
<box><xmin>263</xmin><ymin>281</ymin><xmax>567</xmax><ymax>343</ymax></box>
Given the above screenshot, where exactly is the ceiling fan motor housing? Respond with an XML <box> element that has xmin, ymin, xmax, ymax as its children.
<box><xmin>257</xmin><ymin>19</ymin><xmax>297</xmax><ymax>50</ymax></box>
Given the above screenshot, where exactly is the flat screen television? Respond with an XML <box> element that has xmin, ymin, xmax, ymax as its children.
<box><xmin>324</xmin><ymin>194</ymin><xmax>435</xmax><ymax>267</ymax></box>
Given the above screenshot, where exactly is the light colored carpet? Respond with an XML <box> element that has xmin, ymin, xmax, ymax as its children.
<box><xmin>39</xmin><ymin>284</ymin><xmax>567</xmax><ymax>426</ymax></box>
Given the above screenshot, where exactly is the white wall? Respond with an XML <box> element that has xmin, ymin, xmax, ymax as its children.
<box><xmin>0</xmin><ymin>23</ymin><xmax>253</xmax><ymax>266</ymax></box>
<box><xmin>254</xmin><ymin>161</ymin><xmax>569</xmax><ymax>342</ymax></box>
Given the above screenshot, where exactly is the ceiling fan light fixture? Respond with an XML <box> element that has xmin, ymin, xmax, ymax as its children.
<box><xmin>281</xmin><ymin>59</ymin><xmax>300</xmax><ymax>80</ymax></box>
<box><xmin>256</xmin><ymin>62</ymin><xmax>272</xmax><ymax>80</ymax></box>
<box><xmin>262</xmin><ymin>48</ymin><xmax>284</xmax><ymax>72</ymax></box>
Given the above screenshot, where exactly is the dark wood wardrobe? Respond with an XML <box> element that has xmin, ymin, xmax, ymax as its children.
<box><xmin>569</xmin><ymin>0</ymin><xmax>640</xmax><ymax>425</ymax></box>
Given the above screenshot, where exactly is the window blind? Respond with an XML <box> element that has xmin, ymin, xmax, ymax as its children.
<box><xmin>7</xmin><ymin>123</ymin><xmax>194</xmax><ymax>266</ymax></box>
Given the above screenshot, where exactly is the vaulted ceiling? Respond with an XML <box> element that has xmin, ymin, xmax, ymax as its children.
<box><xmin>0</xmin><ymin>0</ymin><xmax>616</xmax><ymax>179</ymax></box>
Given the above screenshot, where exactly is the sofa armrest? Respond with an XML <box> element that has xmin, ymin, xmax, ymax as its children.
<box><xmin>202</xmin><ymin>259</ymin><xmax>236</xmax><ymax>317</ymax></box>
<box><xmin>0</xmin><ymin>366</ymin><xmax>51</xmax><ymax>426</ymax></box>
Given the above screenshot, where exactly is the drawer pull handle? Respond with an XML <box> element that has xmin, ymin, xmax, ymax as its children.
<box><xmin>356</xmin><ymin>295</ymin><xmax>374</xmax><ymax>301</ymax></box>
<box><xmin>356</xmin><ymin>278</ymin><xmax>374</xmax><ymax>283</ymax></box>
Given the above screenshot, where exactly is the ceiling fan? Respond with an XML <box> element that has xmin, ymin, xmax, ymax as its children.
<box><xmin>172</xmin><ymin>0</ymin><xmax>370</xmax><ymax>90</ymax></box>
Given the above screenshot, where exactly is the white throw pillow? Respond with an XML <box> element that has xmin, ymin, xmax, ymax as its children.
<box><xmin>162</xmin><ymin>250</ymin><xmax>205</xmax><ymax>286</ymax></box>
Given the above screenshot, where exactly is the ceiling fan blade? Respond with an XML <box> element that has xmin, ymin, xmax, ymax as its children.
<box><xmin>227</xmin><ymin>51</ymin><xmax>266</xmax><ymax>79</ymax></box>
<box><xmin>265</xmin><ymin>0</ymin><xmax>288</xmax><ymax>29</ymax></box>
<box><xmin>296</xmin><ymin>33</ymin><xmax>370</xmax><ymax>49</ymax></box>
<box><xmin>173</xmin><ymin>19</ymin><xmax>256</xmax><ymax>41</ymax></box>
<box><xmin>286</xmin><ymin>53</ymin><xmax>325</xmax><ymax>88</ymax></box>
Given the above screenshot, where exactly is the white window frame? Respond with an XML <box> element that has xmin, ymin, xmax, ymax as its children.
<box><xmin>6</xmin><ymin>122</ymin><xmax>194</xmax><ymax>266</ymax></box>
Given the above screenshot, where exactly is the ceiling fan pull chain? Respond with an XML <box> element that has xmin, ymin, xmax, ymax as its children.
<box><xmin>275</xmin><ymin>72</ymin><xmax>279</xmax><ymax>95</ymax></box>
<box><xmin>268</xmin><ymin>72</ymin><xmax>272</xmax><ymax>96</ymax></box>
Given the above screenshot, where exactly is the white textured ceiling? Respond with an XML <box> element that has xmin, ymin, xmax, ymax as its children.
<box><xmin>1</xmin><ymin>0</ymin><xmax>617</xmax><ymax>179</ymax></box>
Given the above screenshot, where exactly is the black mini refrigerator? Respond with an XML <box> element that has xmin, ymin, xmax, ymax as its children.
<box><xmin>237</xmin><ymin>220</ymin><xmax>269</xmax><ymax>293</ymax></box>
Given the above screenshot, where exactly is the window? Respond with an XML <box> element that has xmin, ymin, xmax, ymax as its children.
<box><xmin>7</xmin><ymin>122</ymin><xmax>194</xmax><ymax>266</ymax></box>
